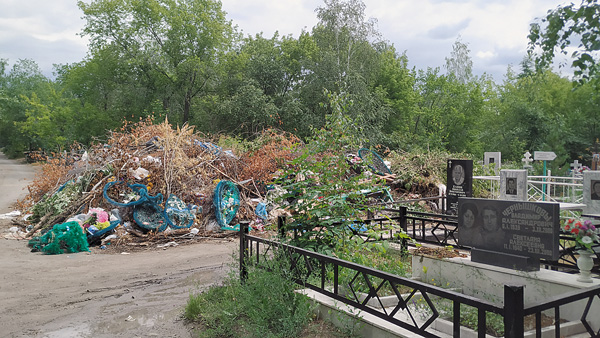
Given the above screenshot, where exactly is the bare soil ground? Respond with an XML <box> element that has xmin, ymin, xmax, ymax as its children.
<box><xmin>0</xmin><ymin>153</ymin><xmax>238</xmax><ymax>338</ymax></box>
<box><xmin>0</xmin><ymin>229</ymin><xmax>237</xmax><ymax>338</ymax></box>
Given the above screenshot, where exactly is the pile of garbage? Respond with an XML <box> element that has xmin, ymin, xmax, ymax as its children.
<box><xmin>13</xmin><ymin>118</ymin><xmax>300</xmax><ymax>253</ymax></box>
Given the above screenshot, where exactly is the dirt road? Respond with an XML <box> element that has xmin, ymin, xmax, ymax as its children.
<box><xmin>0</xmin><ymin>153</ymin><xmax>237</xmax><ymax>338</ymax></box>
<box><xmin>0</xmin><ymin>152</ymin><xmax>37</xmax><ymax>214</ymax></box>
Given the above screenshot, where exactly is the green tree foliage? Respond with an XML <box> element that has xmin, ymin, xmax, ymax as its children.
<box><xmin>372</xmin><ymin>47</ymin><xmax>418</xmax><ymax>150</ymax></box>
<box><xmin>313</xmin><ymin>0</ymin><xmax>381</xmax><ymax>88</ymax></box>
<box><xmin>212</xmin><ymin>82</ymin><xmax>278</xmax><ymax>135</ymax></box>
<box><xmin>445</xmin><ymin>35</ymin><xmax>474</xmax><ymax>84</ymax></box>
<box><xmin>56</xmin><ymin>46</ymin><xmax>157</xmax><ymax>127</ymax></box>
<box><xmin>528</xmin><ymin>0</ymin><xmax>600</xmax><ymax>85</ymax></box>
<box><xmin>2</xmin><ymin>0</ymin><xmax>598</xmax><ymax>169</ymax></box>
<box><xmin>310</xmin><ymin>0</ymin><xmax>390</xmax><ymax>145</ymax></box>
<box><xmin>275</xmin><ymin>92</ymin><xmax>383</xmax><ymax>252</ymax></box>
<box><xmin>0</xmin><ymin>59</ymin><xmax>53</xmax><ymax>157</ymax></box>
<box><xmin>411</xmin><ymin>67</ymin><xmax>486</xmax><ymax>155</ymax></box>
<box><xmin>201</xmin><ymin>32</ymin><xmax>319</xmax><ymax>138</ymax></box>
<box><xmin>491</xmin><ymin>68</ymin><xmax>594</xmax><ymax>170</ymax></box>
<box><xmin>78</xmin><ymin>0</ymin><xmax>235</xmax><ymax>124</ymax></box>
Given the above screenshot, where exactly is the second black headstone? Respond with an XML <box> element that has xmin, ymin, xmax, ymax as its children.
<box><xmin>446</xmin><ymin>159</ymin><xmax>473</xmax><ymax>215</ymax></box>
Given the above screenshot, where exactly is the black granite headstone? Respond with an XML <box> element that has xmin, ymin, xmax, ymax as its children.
<box><xmin>446</xmin><ymin>159</ymin><xmax>473</xmax><ymax>215</ymax></box>
<box><xmin>470</xmin><ymin>248</ymin><xmax>540</xmax><ymax>271</ymax></box>
<box><xmin>458</xmin><ymin>198</ymin><xmax>560</xmax><ymax>270</ymax></box>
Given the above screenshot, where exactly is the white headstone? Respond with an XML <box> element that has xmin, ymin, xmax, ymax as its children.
<box><xmin>484</xmin><ymin>152</ymin><xmax>501</xmax><ymax>172</ymax></box>
<box><xmin>583</xmin><ymin>171</ymin><xmax>600</xmax><ymax>215</ymax></box>
<box><xmin>499</xmin><ymin>170</ymin><xmax>528</xmax><ymax>201</ymax></box>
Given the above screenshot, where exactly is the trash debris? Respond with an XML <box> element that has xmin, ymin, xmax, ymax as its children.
<box><xmin>129</xmin><ymin>167</ymin><xmax>150</xmax><ymax>180</ymax></box>
<box><xmin>101</xmin><ymin>234</ymin><xmax>118</xmax><ymax>246</ymax></box>
<box><xmin>14</xmin><ymin>119</ymin><xmax>397</xmax><ymax>251</ymax></box>
<box><xmin>164</xmin><ymin>194</ymin><xmax>195</xmax><ymax>229</ymax></box>
<box><xmin>3</xmin><ymin>227</ymin><xmax>27</xmax><ymax>240</ymax></box>
<box><xmin>0</xmin><ymin>210</ymin><xmax>21</xmax><ymax>219</ymax></box>
<box><xmin>213</xmin><ymin>180</ymin><xmax>240</xmax><ymax>229</ymax></box>
<box><xmin>157</xmin><ymin>241</ymin><xmax>178</xmax><ymax>248</ymax></box>
<box><xmin>28</xmin><ymin>221</ymin><xmax>90</xmax><ymax>255</ymax></box>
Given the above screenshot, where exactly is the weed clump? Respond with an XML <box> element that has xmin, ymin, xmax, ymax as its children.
<box><xmin>185</xmin><ymin>262</ymin><xmax>314</xmax><ymax>338</ymax></box>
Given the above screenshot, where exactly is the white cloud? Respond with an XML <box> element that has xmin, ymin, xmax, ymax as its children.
<box><xmin>0</xmin><ymin>0</ymin><xmax>572</xmax><ymax>81</ymax></box>
<box><xmin>221</xmin><ymin>0</ymin><xmax>321</xmax><ymax>38</ymax></box>
<box><xmin>476</xmin><ymin>51</ymin><xmax>496</xmax><ymax>60</ymax></box>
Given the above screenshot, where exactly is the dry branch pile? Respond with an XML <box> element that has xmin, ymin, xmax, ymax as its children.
<box><xmin>17</xmin><ymin>118</ymin><xmax>302</xmax><ymax>245</ymax></box>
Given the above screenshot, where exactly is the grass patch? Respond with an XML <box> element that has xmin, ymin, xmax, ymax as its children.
<box><xmin>185</xmin><ymin>261</ymin><xmax>314</xmax><ymax>338</ymax></box>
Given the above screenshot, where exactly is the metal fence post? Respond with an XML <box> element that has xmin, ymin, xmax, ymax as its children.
<box><xmin>277</xmin><ymin>216</ymin><xmax>286</xmax><ymax>238</ymax></box>
<box><xmin>398</xmin><ymin>206</ymin><xmax>408</xmax><ymax>252</ymax></box>
<box><xmin>504</xmin><ymin>285</ymin><xmax>524</xmax><ymax>338</ymax></box>
<box><xmin>240</xmin><ymin>221</ymin><xmax>249</xmax><ymax>284</ymax></box>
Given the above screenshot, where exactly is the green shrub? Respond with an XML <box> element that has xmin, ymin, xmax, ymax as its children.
<box><xmin>185</xmin><ymin>261</ymin><xmax>314</xmax><ymax>338</ymax></box>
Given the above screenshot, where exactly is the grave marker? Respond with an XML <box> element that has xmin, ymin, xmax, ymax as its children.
<box><xmin>484</xmin><ymin>152</ymin><xmax>501</xmax><ymax>173</ymax></box>
<box><xmin>499</xmin><ymin>170</ymin><xmax>528</xmax><ymax>201</ymax></box>
<box><xmin>458</xmin><ymin>198</ymin><xmax>560</xmax><ymax>271</ymax></box>
<box><xmin>521</xmin><ymin>151</ymin><xmax>533</xmax><ymax>170</ymax></box>
<box><xmin>583</xmin><ymin>171</ymin><xmax>600</xmax><ymax>216</ymax></box>
<box><xmin>570</xmin><ymin>159</ymin><xmax>582</xmax><ymax>175</ymax></box>
<box><xmin>446</xmin><ymin>159</ymin><xmax>473</xmax><ymax>215</ymax></box>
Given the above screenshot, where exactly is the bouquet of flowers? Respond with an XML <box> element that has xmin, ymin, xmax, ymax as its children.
<box><xmin>561</xmin><ymin>218</ymin><xmax>600</xmax><ymax>251</ymax></box>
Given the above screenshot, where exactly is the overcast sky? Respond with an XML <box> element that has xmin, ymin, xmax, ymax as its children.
<box><xmin>0</xmin><ymin>0</ymin><xmax>569</xmax><ymax>82</ymax></box>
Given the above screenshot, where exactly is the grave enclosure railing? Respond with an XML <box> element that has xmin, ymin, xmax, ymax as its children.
<box><xmin>473</xmin><ymin>175</ymin><xmax>584</xmax><ymax>207</ymax></box>
<box><xmin>275</xmin><ymin>200</ymin><xmax>460</xmax><ymax>248</ymax></box>
<box><xmin>366</xmin><ymin>199</ymin><xmax>599</xmax><ymax>274</ymax></box>
<box><xmin>239</xmin><ymin>224</ymin><xmax>600</xmax><ymax>337</ymax></box>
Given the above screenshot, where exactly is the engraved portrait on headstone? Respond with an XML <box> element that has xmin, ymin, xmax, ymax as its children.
<box><xmin>481</xmin><ymin>205</ymin><xmax>504</xmax><ymax>250</ymax></box>
<box><xmin>583</xmin><ymin>171</ymin><xmax>600</xmax><ymax>215</ymax></box>
<box><xmin>458</xmin><ymin>202</ymin><xmax>483</xmax><ymax>246</ymax></box>
<box><xmin>592</xmin><ymin>180</ymin><xmax>600</xmax><ymax>200</ymax></box>
<box><xmin>506</xmin><ymin>178</ymin><xmax>517</xmax><ymax>195</ymax></box>
<box><xmin>452</xmin><ymin>163</ymin><xmax>465</xmax><ymax>185</ymax></box>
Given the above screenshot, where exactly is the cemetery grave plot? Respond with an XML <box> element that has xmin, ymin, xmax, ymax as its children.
<box><xmin>411</xmin><ymin>245</ymin><xmax>466</xmax><ymax>258</ymax></box>
<box><xmin>403</xmin><ymin>211</ymin><xmax>460</xmax><ymax>247</ymax></box>
<box><xmin>405</xmin><ymin>296</ymin><xmax>567</xmax><ymax>337</ymax></box>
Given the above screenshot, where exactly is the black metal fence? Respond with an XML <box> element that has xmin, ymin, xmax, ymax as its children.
<box><xmin>397</xmin><ymin>206</ymin><xmax>600</xmax><ymax>274</ymax></box>
<box><xmin>239</xmin><ymin>224</ymin><xmax>600</xmax><ymax>337</ymax></box>
<box><xmin>276</xmin><ymin>206</ymin><xmax>459</xmax><ymax>247</ymax></box>
<box><xmin>306</xmin><ymin>201</ymin><xmax>599</xmax><ymax>274</ymax></box>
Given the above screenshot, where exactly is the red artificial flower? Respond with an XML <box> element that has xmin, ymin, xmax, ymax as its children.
<box><xmin>571</xmin><ymin>228</ymin><xmax>580</xmax><ymax>235</ymax></box>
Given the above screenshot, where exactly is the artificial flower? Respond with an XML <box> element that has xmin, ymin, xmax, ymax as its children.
<box><xmin>561</xmin><ymin>218</ymin><xmax>600</xmax><ymax>251</ymax></box>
